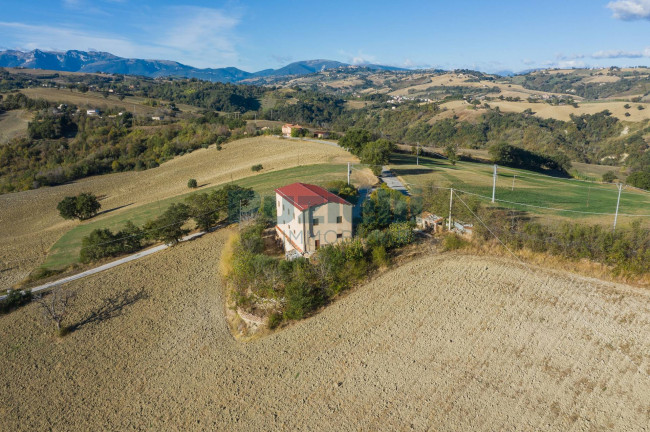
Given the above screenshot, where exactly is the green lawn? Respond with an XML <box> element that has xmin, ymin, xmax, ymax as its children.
<box><xmin>390</xmin><ymin>153</ymin><xmax>650</xmax><ymax>225</ymax></box>
<box><xmin>43</xmin><ymin>163</ymin><xmax>353</xmax><ymax>270</ymax></box>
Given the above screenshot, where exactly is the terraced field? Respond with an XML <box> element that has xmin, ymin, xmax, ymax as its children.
<box><xmin>1</xmin><ymin>229</ymin><xmax>648</xmax><ymax>431</ymax></box>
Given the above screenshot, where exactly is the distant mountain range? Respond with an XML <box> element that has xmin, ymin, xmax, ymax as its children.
<box><xmin>0</xmin><ymin>49</ymin><xmax>405</xmax><ymax>83</ymax></box>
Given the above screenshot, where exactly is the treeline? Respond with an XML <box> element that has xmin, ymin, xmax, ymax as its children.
<box><xmin>80</xmin><ymin>184</ymin><xmax>254</xmax><ymax>263</ymax></box>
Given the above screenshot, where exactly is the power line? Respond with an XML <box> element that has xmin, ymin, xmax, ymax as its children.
<box><xmin>416</xmin><ymin>149</ymin><xmax>650</xmax><ymax>197</ymax></box>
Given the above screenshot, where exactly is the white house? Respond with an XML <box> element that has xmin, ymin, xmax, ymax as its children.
<box><xmin>86</xmin><ymin>109</ymin><xmax>100</xmax><ymax>116</ymax></box>
<box><xmin>275</xmin><ymin>183</ymin><xmax>353</xmax><ymax>257</ymax></box>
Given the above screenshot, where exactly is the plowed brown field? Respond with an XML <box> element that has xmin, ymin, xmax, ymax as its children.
<box><xmin>1</xmin><ymin>228</ymin><xmax>648</xmax><ymax>431</ymax></box>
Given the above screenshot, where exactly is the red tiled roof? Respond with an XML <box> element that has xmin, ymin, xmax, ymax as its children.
<box><xmin>275</xmin><ymin>182</ymin><xmax>352</xmax><ymax>211</ymax></box>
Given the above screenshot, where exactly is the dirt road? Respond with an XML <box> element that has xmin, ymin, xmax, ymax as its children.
<box><xmin>1</xmin><ymin>229</ymin><xmax>648</xmax><ymax>431</ymax></box>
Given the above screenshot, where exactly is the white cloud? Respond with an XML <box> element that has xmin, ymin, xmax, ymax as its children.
<box><xmin>0</xmin><ymin>21</ymin><xmax>139</xmax><ymax>56</ymax></box>
<box><xmin>339</xmin><ymin>50</ymin><xmax>377</xmax><ymax>65</ymax></box>
<box><xmin>0</xmin><ymin>6</ymin><xmax>243</xmax><ymax>68</ymax></box>
<box><xmin>555</xmin><ymin>53</ymin><xmax>585</xmax><ymax>60</ymax></box>
<box><xmin>156</xmin><ymin>7</ymin><xmax>240</xmax><ymax>68</ymax></box>
<box><xmin>592</xmin><ymin>49</ymin><xmax>645</xmax><ymax>58</ymax></box>
<box><xmin>543</xmin><ymin>59</ymin><xmax>587</xmax><ymax>69</ymax></box>
<box><xmin>607</xmin><ymin>0</ymin><xmax>650</xmax><ymax>20</ymax></box>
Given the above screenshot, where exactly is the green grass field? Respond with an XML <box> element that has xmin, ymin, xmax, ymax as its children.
<box><xmin>42</xmin><ymin>163</ymin><xmax>354</xmax><ymax>270</ymax></box>
<box><xmin>389</xmin><ymin>153</ymin><xmax>650</xmax><ymax>226</ymax></box>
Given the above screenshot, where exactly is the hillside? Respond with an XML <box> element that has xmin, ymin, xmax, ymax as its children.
<box><xmin>0</xmin><ymin>136</ymin><xmax>359</xmax><ymax>288</ymax></box>
<box><xmin>1</xmin><ymin>233</ymin><xmax>648</xmax><ymax>431</ymax></box>
<box><xmin>0</xmin><ymin>50</ymin><xmax>400</xmax><ymax>83</ymax></box>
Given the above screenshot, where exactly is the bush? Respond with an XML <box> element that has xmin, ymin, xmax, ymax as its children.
<box><xmin>0</xmin><ymin>289</ymin><xmax>32</xmax><ymax>314</ymax></box>
<box><xmin>267</xmin><ymin>312</ymin><xmax>283</xmax><ymax>329</ymax></box>
<box><xmin>442</xmin><ymin>233</ymin><xmax>468</xmax><ymax>251</ymax></box>
<box><xmin>284</xmin><ymin>280</ymin><xmax>320</xmax><ymax>320</ymax></box>
<box><xmin>602</xmin><ymin>171</ymin><xmax>618</xmax><ymax>183</ymax></box>
<box><xmin>57</xmin><ymin>192</ymin><xmax>101</xmax><ymax>220</ymax></box>
<box><xmin>387</xmin><ymin>222</ymin><xmax>414</xmax><ymax>247</ymax></box>
<box><xmin>371</xmin><ymin>246</ymin><xmax>390</xmax><ymax>268</ymax></box>
<box><xmin>187</xmin><ymin>178</ymin><xmax>198</xmax><ymax>188</ymax></box>
<box><xmin>251</xmin><ymin>164</ymin><xmax>263</xmax><ymax>172</ymax></box>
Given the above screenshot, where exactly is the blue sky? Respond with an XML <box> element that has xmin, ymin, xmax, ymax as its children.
<box><xmin>1</xmin><ymin>0</ymin><xmax>650</xmax><ymax>72</ymax></box>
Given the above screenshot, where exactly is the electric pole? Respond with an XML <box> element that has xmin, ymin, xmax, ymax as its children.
<box><xmin>613</xmin><ymin>183</ymin><xmax>623</xmax><ymax>231</ymax></box>
<box><xmin>448</xmin><ymin>188</ymin><xmax>453</xmax><ymax>231</ymax></box>
<box><xmin>347</xmin><ymin>162</ymin><xmax>351</xmax><ymax>185</ymax></box>
<box><xmin>511</xmin><ymin>175</ymin><xmax>515</xmax><ymax>191</ymax></box>
<box><xmin>416</xmin><ymin>142</ymin><xmax>420</xmax><ymax>166</ymax></box>
<box><xmin>492</xmin><ymin>164</ymin><xmax>497</xmax><ymax>203</ymax></box>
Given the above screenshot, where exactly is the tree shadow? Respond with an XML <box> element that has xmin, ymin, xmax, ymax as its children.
<box><xmin>66</xmin><ymin>288</ymin><xmax>147</xmax><ymax>333</ymax></box>
<box><xmin>96</xmin><ymin>203</ymin><xmax>134</xmax><ymax>217</ymax></box>
<box><xmin>391</xmin><ymin>168</ymin><xmax>434</xmax><ymax>176</ymax></box>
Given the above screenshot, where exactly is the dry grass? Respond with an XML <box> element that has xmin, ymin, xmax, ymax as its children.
<box><xmin>0</xmin><ymin>136</ymin><xmax>355</xmax><ymax>287</ymax></box>
<box><xmin>19</xmin><ymin>88</ymin><xmax>201</xmax><ymax>115</ymax></box>
<box><xmin>0</xmin><ymin>109</ymin><xmax>32</xmax><ymax>143</ymax></box>
<box><xmin>0</xmin><ymin>229</ymin><xmax>648</xmax><ymax>430</ymax></box>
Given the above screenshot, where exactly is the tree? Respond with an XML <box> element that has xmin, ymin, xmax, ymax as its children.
<box><xmin>627</xmin><ymin>171</ymin><xmax>650</xmax><ymax>190</ymax></box>
<box><xmin>339</xmin><ymin>128</ymin><xmax>374</xmax><ymax>155</ymax></box>
<box><xmin>76</xmin><ymin>192</ymin><xmax>102</xmax><ymax>220</ymax></box>
<box><xmin>35</xmin><ymin>287</ymin><xmax>75</xmax><ymax>335</ymax></box>
<box><xmin>144</xmin><ymin>203</ymin><xmax>191</xmax><ymax>244</ymax></box>
<box><xmin>57</xmin><ymin>193</ymin><xmax>101</xmax><ymax>220</ymax></box>
<box><xmin>187</xmin><ymin>178</ymin><xmax>198</xmax><ymax>188</ymax></box>
<box><xmin>444</xmin><ymin>143</ymin><xmax>458</xmax><ymax>165</ymax></box>
<box><xmin>185</xmin><ymin>192</ymin><xmax>220</xmax><ymax>231</ymax></box>
<box><xmin>212</xmin><ymin>184</ymin><xmax>255</xmax><ymax>223</ymax></box>
<box><xmin>360</xmin><ymin>139</ymin><xmax>394</xmax><ymax>175</ymax></box>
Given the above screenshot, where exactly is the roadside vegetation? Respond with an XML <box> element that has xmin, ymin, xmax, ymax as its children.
<box><xmin>421</xmin><ymin>184</ymin><xmax>650</xmax><ymax>276</ymax></box>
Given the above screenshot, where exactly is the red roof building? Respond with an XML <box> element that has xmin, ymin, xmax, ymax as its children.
<box><xmin>275</xmin><ymin>183</ymin><xmax>353</xmax><ymax>257</ymax></box>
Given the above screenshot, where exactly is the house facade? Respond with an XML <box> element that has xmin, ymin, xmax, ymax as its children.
<box><xmin>282</xmin><ymin>123</ymin><xmax>302</xmax><ymax>137</ymax></box>
<box><xmin>275</xmin><ymin>183</ymin><xmax>353</xmax><ymax>257</ymax></box>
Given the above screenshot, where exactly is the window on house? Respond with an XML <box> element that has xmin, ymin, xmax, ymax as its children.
<box><xmin>336</xmin><ymin>233</ymin><xmax>343</xmax><ymax>239</ymax></box>
<box><xmin>315</xmin><ymin>240</ymin><xmax>320</xmax><ymax>249</ymax></box>
<box><xmin>336</xmin><ymin>216</ymin><xmax>342</xmax><ymax>224</ymax></box>
<box><xmin>312</xmin><ymin>218</ymin><xmax>319</xmax><ymax>226</ymax></box>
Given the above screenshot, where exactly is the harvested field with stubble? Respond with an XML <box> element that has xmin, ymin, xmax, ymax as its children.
<box><xmin>1</xmin><ymin>228</ymin><xmax>648</xmax><ymax>431</ymax></box>
<box><xmin>0</xmin><ymin>136</ymin><xmax>356</xmax><ymax>287</ymax></box>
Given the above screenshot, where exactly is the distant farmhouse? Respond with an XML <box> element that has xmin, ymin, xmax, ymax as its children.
<box><xmin>86</xmin><ymin>109</ymin><xmax>100</xmax><ymax>116</ymax></box>
<box><xmin>282</xmin><ymin>123</ymin><xmax>303</xmax><ymax>137</ymax></box>
<box><xmin>275</xmin><ymin>183</ymin><xmax>353</xmax><ymax>257</ymax></box>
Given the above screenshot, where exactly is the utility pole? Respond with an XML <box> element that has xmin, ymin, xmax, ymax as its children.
<box><xmin>511</xmin><ymin>175</ymin><xmax>516</xmax><ymax>191</ymax></box>
<box><xmin>416</xmin><ymin>142</ymin><xmax>420</xmax><ymax>166</ymax></box>
<box><xmin>586</xmin><ymin>186</ymin><xmax>591</xmax><ymax>208</ymax></box>
<box><xmin>492</xmin><ymin>164</ymin><xmax>497</xmax><ymax>203</ymax></box>
<box><xmin>613</xmin><ymin>183</ymin><xmax>623</xmax><ymax>231</ymax></box>
<box><xmin>347</xmin><ymin>162</ymin><xmax>351</xmax><ymax>185</ymax></box>
<box><xmin>448</xmin><ymin>188</ymin><xmax>453</xmax><ymax>231</ymax></box>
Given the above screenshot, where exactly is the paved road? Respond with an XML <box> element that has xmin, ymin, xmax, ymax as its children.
<box><xmin>1</xmin><ymin>231</ymin><xmax>206</xmax><ymax>300</ymax></box>
<box><xmin>380</xmin><ymin>166</ymin><xmax>409</xmax><ymax>194</ymax></box>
